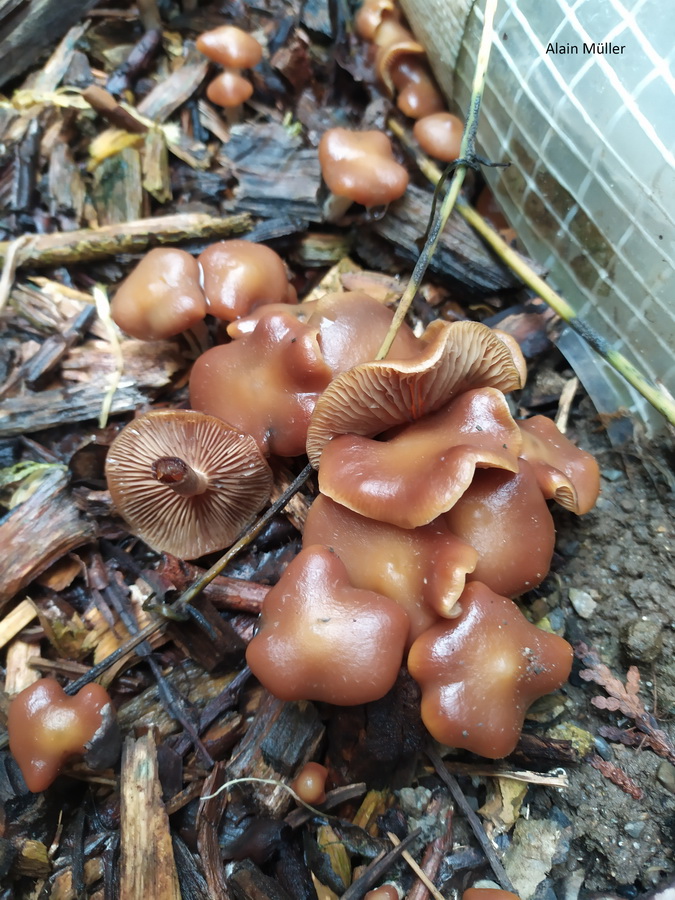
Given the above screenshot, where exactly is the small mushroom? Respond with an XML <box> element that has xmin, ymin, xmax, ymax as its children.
<box><xmin>316</xmin><ymin>387</ymin><xmax>522</xmax><ymax>529</ymax></box>
<box><xmin>197</xmin><ymin>25</ymin><xmax>262</xmax><ymax>116</ymax></box>
<box><xmin>444</xmin><ymin>460</ymin><xmax>556</xmax><ymax>597</ymax></box>
<box><xmin>413</xmin><ymin>113</ymin><xmax>464</xmax><ymax>162</ymax></box>
<box><xmin>304</xmin><ymin>494</ymin><xmax>477</xmax><ymax>641</ymax></box>
<box><xmin>189</xmin><ymin>307</ymin><xmax>332</xmax><ymax>457</ymax></box>
<box><xmin>291</xmin><ymin>761</ymin><xmax>329</xmax><ymax>805</ymax></box>
<box><xmin>365</xmin><ymin>887</ymin><xmax>401</xmax><ymax>900</ymax></box>
<box><xmin>8</xmin><ymin>678</ymin><xmax>120</xmax><ymax>792</ymax></box>
<box><xmin>408</xmin><ymin>582</ymin><xmax>573</xmax><ymax>758</ymax></box>
<box><xmin>207</xmin><ymin>71</ymin><xmax>255</xmax><ymax>109</ymax></box>
<box><xmin>105</xmin><ymin>409</ymin><xmax>273</xmax><ymax>558</ymax></box>
<box><xmin>518</xmin><ymin>415</ymin><xmax>600</xmax><ymax>514</ymax></box>
<box><xmin>198</xmin><ymin>239</ymin><xmax>297</xmax><ymax>322</ymax></box>
<box><xmin>246</xmin><ymin>545</ymin><xmax>410</xmax><ymax>705</ymax></box>
<box><xmin>110</xmin><ymin>247</ymin><xmax>207</xmax><ymax>341</ymax></box>
<box><xmin>307</xmin><ymin>319</ymin><xmax>523</xmax><ymax>468</ymax></box>
<box><xmin>318</xmin><ymin>127</ymin><xmax>409</xmax><ymax>221</ymax></box>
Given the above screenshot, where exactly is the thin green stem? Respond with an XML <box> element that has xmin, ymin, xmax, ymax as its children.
<box><xmin>375</xmin><ymin>0</ymin><xmax>500</xmax><ymax>361</ymax></box>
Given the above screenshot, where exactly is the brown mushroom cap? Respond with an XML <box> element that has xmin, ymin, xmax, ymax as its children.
<box><xmin>105</xmin><ymin>409</ymin><xmax>273</xmax><ymax>558</ymax></box>
<box><xmin>365</xmin><ymin>888</ymin><xmax>400</xmax><ymax>900</ymax></box>
<box><xmin>206</xmin><ymin>71</ymin><xmax>254</xmax><ymax>107</ymax></box>
<box><xmin>196</xmin><ymin>25</ymin><xmax>263</xmax><ymax>68</ymax></box>
<box><xmin>444</xmin><ymin>460</ymin><xmax>556</xmax><ymax>597</ymax></box>
<box><xmin>397</xmin><ymin>75</ymin><xmax>446</xmax><ymax>119</ymax></box>
<box><xmin>246</xmin><ymin>545</ymin><xmax>410</xmax><ymax>704</ymax></box>
<box><xmin>318</xmin><ymin>128</ymin><xmax>409</xmax><ymax>208</ymax></box>
<box><xmin>379</xmin><ymin>53</ymin><xmax>445</xmax><ymax>119</ymax></box>
<box><xmin>304</xmin><ymin>494</ymin><xmax>477</xmax><ymax>641</ymax></box>
<box><xmin>291</xmin><ymin>761</ymin><xmax>329</xmax><ymax>805</ymax></box>
<box><xmin>307</xmin><ymin>319</ymin><xmax>524</xmax><ymax>468</ymax></box>
<box><xmin>354</xmin><ymin>0</ymin><xmax>401</xmax><ymax>41</ymax></box>
<box><xmin>464</xmin><ymin>890</ymin><xmax>521</xmax><ymax>900</ymax></box>
<box><xmin>518</xmin><ymin>416</ymin><xmax>600</xmax><ymax>514</ymax></box>
<box><xmin>375</xmin><ymin>40</ymin><xmax>426</xmax><ymax>97</ymax></box>
<box><xmin>413</xmin><ymin>113</ymin><xmax>464</xmax><ymax>162</ymax></box>
<box><xmin>8</xmin><ymin>678</ymin><xmax>118</xmax><ymax>792</ymax></box>
<box><xmin>408</xmin><ymin>581</ymin><xmax>573</xmax><ymax>758</ymax></box>
<box><xmin>110</xmin><ymin>248</ymin><xmax>207</xmax><ymax>341</ymax></box>
<box><xmin>198</xmin><ymin>239</ymin><xmax>297</xmax><ymax>322</ymax></box>
<box><xmin>316</xmin><ymin>388</ymin><xmax>522</xmax><ymax>529</ymax></box>
<box><xmin>307</xmin><ymin>291</ymin><xmax>420</xmax><ymax>376</ymax></box>
<box><xmin>189</xmin><ymin>308</ymin><xmax>332</xmax><ymax>457</ymax></box>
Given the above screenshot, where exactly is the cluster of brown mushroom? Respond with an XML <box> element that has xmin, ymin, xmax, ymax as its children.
<box><xmin>106</xmin><ymin>237</ymin><xmax>599</xmax><ymax>758</ymax></box>
<box><xmin>196</xmin><ymin>24</ymin><xmax>263</xmax><ymax>115</ymax></box>
<box><xmin>242</xmin><ymin>306</ymin><xmax>599</xmax><ymax>757</ymax></box>
<box><xmin>355</xmin><ymin>0</ymin><xmax>464</xmax><ymax>165</ymax></box>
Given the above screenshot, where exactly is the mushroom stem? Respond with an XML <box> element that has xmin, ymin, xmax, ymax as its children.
<box><xmin>152</xmin><ymin>456</ymin><xmax>209</xmax><ymax>496</ymax></box>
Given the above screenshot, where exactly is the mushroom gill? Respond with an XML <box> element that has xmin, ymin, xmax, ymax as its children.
<box><xmin>306</xmin><ymin>318</ymin><xmax>524</xmax><ymax>468</ymax></box>
<box><xmin>105</xmin><ymin>409</ymin><xmax>273</xmax><ymax>558</ymax></box>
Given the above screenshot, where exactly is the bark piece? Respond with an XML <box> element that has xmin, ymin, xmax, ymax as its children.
<box><xmin>0</xmin><ymin>467</ymin><xmax>94</xmax><ymax>608</ymax></box>
<box><xmin>120</xmin><ymin>731</ymin><xmax>181</xmax><ymax>900</ymax></box>
<box><xmin>0</xmin><ymin>5</ymin><xmax>96</xmax><ymax>89</ymax></box>
<box><xmin>226</xmin><ymin>694</ymin><xmax>324</xmax><ymax>817</ymax></box>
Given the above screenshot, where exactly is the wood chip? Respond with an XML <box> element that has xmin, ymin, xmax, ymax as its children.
<box><xmin>120</xmin><ymin>731</ymin><xmax>181</xmax><ymax>900</ymax></box>
<box><xmin>5</xmin><ymin>639</ymin><xmax>42</xmax><ymax>695</ymax></box>
<box><xmin>0</xmin><ymin>467</ymin><xmax>95</xmax><ymax>609</ymax></box>
<box><xmin>0</xmin><ymin>599</ymin><xmax>38</xmax><ymax>650</ymax></box>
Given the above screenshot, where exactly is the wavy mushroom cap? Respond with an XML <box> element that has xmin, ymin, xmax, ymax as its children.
<box><xmin>316</xmin><ymin>388</ymin><xmax>522</xmax><ymax>529</ymax></box>
<box><xmin>246</xmin><ymin>545</ymin><xmax>409</xmax><ymax>705</ymax></box>
<box><xmin>307</xmin><ymin>319</ymin><xmax>523</xmax><ymax>468</ymax></box>
<box><xmin>408</xmin><ymin>582</ymin><xmax>573</xmax><ymax>758</ymax></box>
<box><xmin>105</xmin><ymin>409</ymin><xmax>273</xmax><ymax>558</ymax></box>
<box><xmin>206</xmin><ymin>71</ymin><xmax>254</xmax><ymax>107</ymax></box>
<box><xmin>196</xmin><ymin>25</ymin><xmax>263</xmax><ymax>68</ymax></box>
<box><xmin>413</xmin><ymin>113</ymin><xmax>464</xmax><ymax>162</ymax></box>
<box><xmin>8</xmin><ymin>678</ymin><xmax>119</xmax><ymax>793</ymax></box>
<box><xmin>110</xmin><ymin>248</ymin><xmax>207</xmax><ymax>340</ymax></box>
<box><xmin>198</xmin><ymin>239</ymin><xmax>297</xmax><ymax>322</ymax></box>
<box><xmin>318</xmin><ymin>128</ymin><xmax>409</xmax><ymax>207</ymax></box>
<box><xmin>190</xmin><ymin>308</ymin><xmax>332</xmax><ymax>457</ymax></box>
<box><xmin>355</xmin><ymin>0</ymin><xmax>401</xmax><ymax>40</ymax></box>
<box><xmin>444</xmin><ymin>460</ymin><xmax>556</xmax><ymax>597</ymax></box>
<box><xmin>304</xmin><ymin>494</ymin><xmax>477</xmax><ymax>642</ymax></box>
<box><xmin>518</xmin><ymin>415</ymin><xmax>600</xmax><ymax>515</ymax></box>
<box><xmin>306</xmin><ymin>291</ymin><xmax>420</xmax><ymax>376</ymax></box>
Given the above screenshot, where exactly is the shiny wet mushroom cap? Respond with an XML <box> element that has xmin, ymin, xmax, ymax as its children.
<box><xmin>306</xmin><ymin>319</ymin><xmax>524</xmax><ymax>467</ymax></box>
<box><xmin>110</xmin><ymin>247</ymin><xmax>207</xmax><ymax>341</ymax></box>
<box><xmin>196</xmin><ymin>25</ymin><xmax>263</xmax><ymax>68</ymax></box>
<box><xmin>105</xmin><ymin>409</ymin><xmax>273</xmax><ymax>559</ymax></box>
<box><xmin>8</xmin><ymin>678</ymin><xmax>120</xmax><ymax>793</ymax></box>
<box><xmin>318</xmin><ymin>127</ymin><xmax>409</xmax><ymax>219</ymax></box>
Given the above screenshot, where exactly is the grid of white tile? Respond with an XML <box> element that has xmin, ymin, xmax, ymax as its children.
<box><xmin>450</xmin><ymin>0</ymin><xmax>675</xmax><ymax>427</ymax></box>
